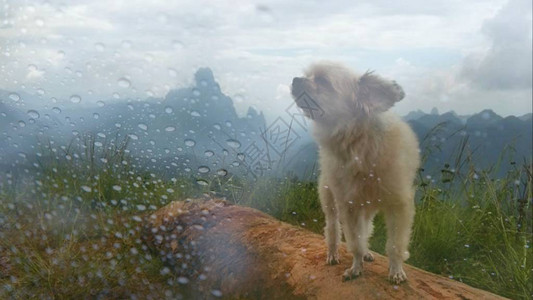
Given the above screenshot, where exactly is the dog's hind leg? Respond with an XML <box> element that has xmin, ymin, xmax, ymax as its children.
<box><xmin>319</xmin><ymin>181</ymin><xmax>341</xmax><ymax>265</ymax></box>
<box><xmin>383</xmin><ymin>197</ymin><xmax>415</xmax><ymax>284</ymax></box>
<box><xmin>363</xmin><ymin>210</ymin><xmax>377</xmax><ymax>262</ymax></box>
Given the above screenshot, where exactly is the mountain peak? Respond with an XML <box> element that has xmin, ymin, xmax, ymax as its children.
<box><xmin>194</xmin><ymin>68</ymin><xmax>215</xmax><ymax>85</ymax></box>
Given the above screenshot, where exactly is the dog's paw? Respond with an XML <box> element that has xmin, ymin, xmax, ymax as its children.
<box><xmin>388</xmin><ymin>268</ymin><xmax>407</xmax><ymax>284</ymax></box>
<box><xmin>342</xmin><ymin>265</ymin><xmax>362</xmax><ymax>281</ymax></box>
<box><xmin>326</xmin><ymin>251</ymin><xmax>340</xmax><ymax>265</ymax></box>
<box><xmin>363</xmin><ymin>252</ymin><xmax>374</xmax><ymax>262</ymax></box>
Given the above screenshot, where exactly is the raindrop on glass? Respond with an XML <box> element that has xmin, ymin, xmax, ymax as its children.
<box><xmin>117</xmin><ymin>77</ymin><xmax>131</xmax><ymax>88</ymax></box>
<box><xmin>35</xmin><ymin>18</ymin><xmax>44</xmax><ymax>27</ymax></box>
<box><xmin>27</xmin><ymin>110</ymin><xmax>40</xmax><ymax>119</ymax></box>
<box><xmin>165</xmin><ymin>126</ymin><xmax>176</xmax><ymax>132</ymax></box>
<box><xmin>211</xmin><ymin>290</ymin><xmax>222</xmax><ymax>298</ymax></box>
<box><xmin>226</xmin><ymin>139</ymin><xmax>241</xmax><ymax>148</ymax></box>
<box><xmin>70</xmin><ymin>95</ymin><xmax>81</xmax><ymax>103</ymax></box>
<box><xmin>198</xmin><ymin>166</ymin><xmax>210</xmax><ymax>173</ymax></box>
<box><xmin>95</xmin><ymin>43</ymin><xmax>105</xmax><ymax>52</ymax></box>
<box><xmin>168</xmin><ymin>68</ymin><xmax>177</xmax><ymax>77</ymax></box>
<box><xmin>9</xmin><ymin>93</ymin><xmax>20</xmax><ymax>102</ymax></box>
<box><xmin>81</xmin><ymin>186</ymin><xmax>92</xmax><ymax>192</ymax></box>
<box><xmin>184</xmin><ymin>139</ymin><xmax>195</xmax><ymax>147</ymax></box>
<box><xmin>196</xmin><ymin>179</ymin><xmax>209</xmax><ymax>186</ymax></box>
<box><xmin>177</xmin><ymin>276</ymin><xmax>189</xmax><ymax>284</ymax></box>
<box><xmin>121</xmin><ymin>40</ymin><xmax>132</xmax><ymax>48</ymax></box>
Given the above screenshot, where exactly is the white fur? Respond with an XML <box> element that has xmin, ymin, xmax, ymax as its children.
<box><xmin>291</xmin><ymin>62</ymin><xmax>420</xmax><ymax>284</ymax></box>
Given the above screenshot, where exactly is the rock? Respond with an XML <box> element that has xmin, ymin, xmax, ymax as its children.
<box><xmin>142</xmin><ymin>199</ymin><xmax>506</xmax><ymax>299</ymax></box>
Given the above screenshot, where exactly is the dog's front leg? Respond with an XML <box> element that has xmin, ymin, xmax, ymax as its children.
<box><xmin>384</xmin><ymin>197</ymin><xmax>415</xmax><ymax>284</ymax></box>
<box><xmin>319</xmin><ymin>181</ymin><xmax>340</xmax><ymax>265</ymax></box>
<box><xmin>339</xmin><ymin>207</ymin><xmax>368</xmax><ymax>281</ymax></box>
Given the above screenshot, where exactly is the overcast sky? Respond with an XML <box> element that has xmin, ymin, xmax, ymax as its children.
<box><xmin>1</xmin><ymin>0</ymin><xmax>531</xmax><ymax>120</ymax></box>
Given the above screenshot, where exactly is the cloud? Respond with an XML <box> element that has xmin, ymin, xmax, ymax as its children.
<box><xmin>461</xmin><ymin>0</ymin><xmax>532</xmax><ymax>90</ymax></box>
<box><xmin>0</xmin><ymin>0</ymin><xmax>530</xmax><ymax>118</ymax></box>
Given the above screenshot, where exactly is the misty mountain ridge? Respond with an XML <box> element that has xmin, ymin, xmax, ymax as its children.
<box><xmin>1</xmin><ymin>68</ymin><xmax>531</xmax><ymax>179</ymax></box>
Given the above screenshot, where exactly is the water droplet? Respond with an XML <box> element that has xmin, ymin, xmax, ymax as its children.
<box><xmin>234</xmin><ymin>94</ymin><xmax>244</xmax><ymax>103</ymax></box>
<box><xmin>121</xmin><ymin>40</ymin><xmax>132</xmax><ymax>48</ymax></box>
<box><xmin>35</xmin><ymin>18</ymin><xmax>44</xmax><ymax>27</ymax></box>
<box><xmin>18</xmin><ymin>120</ymin><xmax>26</xmax><ymax>127</ymax></box>
<box><xmin>95</xmin><ymin>43</ymin><xmax>105</xmax><ymax>52</ymax></box>
<box><xmin>8</xmin><ymin>93</ymin><xmax>20</xmax><ymax>102</ymax></box>
<box><xmin>213</xmin><ymin>124</ymin><xmax>221</xmax><ymax>130</ymax></box>
<box><xmin>168</xmin><ymin>68</ymin><xmax>177</xmax><ymax>77</ymax></box>
<box><xmin>117</xmin><ymin>77</ymin><xmax>131</xmax><ymax>88</ymax></box>
<box><xmin>190</xmin><ymin>111</ymin><xmax>201</xmax><ymax>117</ymax></box>
<box><xmin>237</xmin><ymin>153</ymin><xmax>245</xmax><ymax>160</ymax></box>
<box><xmin>164</xmin><ymin>106</ymin><xmax>173</xmax><ymax>113</ymax></box>
<box><xmin>165</xmin><ymin>126</ymin><xmax>176</xmax><ymax>132</ymax></box>
<box><xmin>211</xmin><ymin>290</ymin><xmax>222</xmax><ymax>297</ymax></box>
<box><xmin>70</xmin><ymin>95</ymin><xmax>81</xmax><ymax>103</ymax></box>
<box><xmin>112</xmin><ymin>185</ymin><xmax>122</xmax><ymax>191</ymax></box>
<box><xmin>198</xmin><ymin>166</ymin><xmax>210</xmax><ymax>173</ymax></box>
<box><xmin>204</xmin><ymin>150</ymin><xmax>214</xmax><ymax>157</ymax></box>
<box><xmin>226</xmin><ymin>139</ymin><xmax>241</xmax><ymax>148</ymax></box>
<box><xmin>172</xmin><ymin>40</ymin><xmax>184</xmax><ymax>49</ymax></box>
<box><xmin>27</xmin><ymin>110</ymin><xmax>40</xmax><ymax>119</ymax></box>
<box><xmin>177</xmin><ymin>276</ymin><xmax>189</xmax><ymax>284</ymax></box>
<box><xmin>128</xmin><ymin>134</ymin><xmax>139</xmax><ymax>140</ymax></box>
<box><xmin>52</xmin><ymin>107</ymin><xmax>61</xmax><ymax>113</ymax></box>
<box><xmin>184</xmin><ymin>139</ymin><xmax>195</xmax><ymax>147</ymax></box>
<box><xmin>136</xmin><ymin>204</ymin><xmax>146</xmax><ymax>211</ymax></box>
<box><xmin>192</xmin><ymin>89</ymin><xmax>200</xmax><ymax>97</ymax></box>
<box><xmin>81</xmin><ymin>186</ymin><xmax>92</xmax><ymax>192</ymax></box>
<box><xmin>96</xmin><ymin>101</ymin><xmax>105</xmax><ymax>107</ymax></box>
<box><xmin>196</xmin><ymin>179</ymin><xmax>209</xmax><ymax>186</ymax></box>
<box><xmin>93</xmin><ymin>113</ymin><xmax>99</xmax><ymax>119</ymax></box>
<box><xmin>138</xmin><ymin>123</ymin><xmax>148</xmax><ymax>130</ymax></box>
<box><xmin>217</xmin><ymin>169</ymin><xmax>228</xmax><ymax>176</ymax></box>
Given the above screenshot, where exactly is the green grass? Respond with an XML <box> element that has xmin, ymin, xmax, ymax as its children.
<box><xmin>0</xmin><ymin>133</ymin><xmax>531</xmax><ymax>299</ymax></box>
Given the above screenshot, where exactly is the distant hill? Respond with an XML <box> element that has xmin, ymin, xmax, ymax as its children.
<box><xmin>286</xmin><ymin>108</ymin><xmax>531</xmax><ymax>179</ymax></box>
<box><xmin>0</xmin><ymin>69</ymin><xmax>267</xmax><ymax>178</ymax></box>
<box><xmin>1</xmin><ymin>72</ymin><xmax>531</xmax><ymax>180</ymax></box>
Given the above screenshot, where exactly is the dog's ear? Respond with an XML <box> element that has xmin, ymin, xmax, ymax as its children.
<box><xmin>355</xmin><ymin>71</ymin><xmax>405</xmax><ymax>114</ymax></box>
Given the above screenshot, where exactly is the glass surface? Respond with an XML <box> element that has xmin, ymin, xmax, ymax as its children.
<box><xmin>0</xmin><ymin>0</ymin><xmax>531</xmax><ymax>298</ymax></box>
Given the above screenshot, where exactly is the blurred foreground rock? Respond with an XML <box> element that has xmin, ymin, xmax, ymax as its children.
<box><xmin>142</xmin><ymin>199</ymin><xmax>505</xmax><ymax>299</ymax></box>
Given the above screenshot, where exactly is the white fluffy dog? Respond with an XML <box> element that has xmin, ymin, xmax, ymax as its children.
<box><xmin>291</xmin><ymin>62</ymin><xmax>420</xmax><ymax>284</ymax></box>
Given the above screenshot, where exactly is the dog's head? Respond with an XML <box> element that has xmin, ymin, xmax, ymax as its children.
<box><xmin>291</xmin><ymin>62</ymin><xmax>405</xmax><ymax>125</ymax></box>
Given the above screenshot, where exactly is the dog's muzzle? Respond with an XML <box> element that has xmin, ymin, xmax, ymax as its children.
<box><xmin>291</xmin><ymin>77</ymin><xmax>306</xmax><ymax>97</ymax></box>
